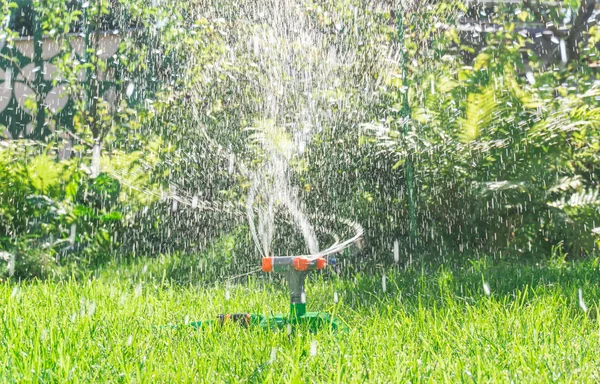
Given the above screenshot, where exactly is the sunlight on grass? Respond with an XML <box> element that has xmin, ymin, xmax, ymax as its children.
<box><xmin>1</xmin><ymin>260</ymin><xmax>599</xmax><ymax>382</ymax></box>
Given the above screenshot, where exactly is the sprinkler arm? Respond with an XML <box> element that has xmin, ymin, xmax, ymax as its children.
<box><xmin>261</xmin><ymin>256</ymin><xmax>327</xmax><ymax>273</ymax></box>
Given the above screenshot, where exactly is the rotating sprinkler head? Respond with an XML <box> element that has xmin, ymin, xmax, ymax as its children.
<box><xmin>179</xmin><ymin>254</ymin><xmax>347</xmax><ymax>333</ymax></box>
<box><xmin>261</xmin><ymin>256</ymin><xmax>327</xmax><ymax>318</ymax></box>
<box><xmin>261</xmin><ymin>256</ymin><xmax>327</xmax><ymax>273</ymax></box>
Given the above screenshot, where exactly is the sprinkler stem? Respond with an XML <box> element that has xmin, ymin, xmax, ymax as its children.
<box><xmin>288</xmin><ymin>271</ymin><xmax>307</xmax><ymax>317</ymax></box>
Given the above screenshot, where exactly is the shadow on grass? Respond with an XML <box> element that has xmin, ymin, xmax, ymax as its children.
<box><xmin>96</xmin><ymin>252</ymin><xmax>600</xmax><ymax>317</ymax></box>
<box><xmin>328</xmin><ymin>257</ymin><xmax>600</xmax><ymax>317</ymax></box>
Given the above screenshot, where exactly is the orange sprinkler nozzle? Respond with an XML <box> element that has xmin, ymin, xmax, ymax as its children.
<box><xmin>293</xmin><ymin>256</ymin><xmax>311</xmax><ymax>271</ymax></box>
<box><xmin>316</xmin><ymin>257</ymin><xmax>327</xmax><ymax>270</ymax></box>
<box><xmin>262</xmin><ymin>257</ymin><xmax>273</xmax><ymax>272</ymax></box>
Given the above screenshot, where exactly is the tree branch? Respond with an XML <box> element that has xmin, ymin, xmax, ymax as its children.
<box><xmin>64</xmin><ymin>129</ymin><xmax>94</xmax><ymax>149</ymax></box>
<box><xmin>522</xmin><ymin>0</ymin><xmax>567</xmax><ymax>38</ymax></box>
<box><xmin>565</xmin><ymin>0</ymin><xmax>597</xmax><ymax>62</ymax></box>
<box><xmin>571</xmin><ymin>0</ymin><xmax>597</xmax><ymax>37</ymax></box>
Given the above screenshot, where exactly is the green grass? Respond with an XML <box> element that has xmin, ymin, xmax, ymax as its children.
<box><xmin>2</xmin><ymin>258</ymin><xmax>600</xmax><ymax>382</ymax></box>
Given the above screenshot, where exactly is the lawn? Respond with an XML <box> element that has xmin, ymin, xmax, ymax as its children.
<box><xmin>2</xmin><ymin>258</ymin><xmax>600</xmax><ymax>382</ymax></box>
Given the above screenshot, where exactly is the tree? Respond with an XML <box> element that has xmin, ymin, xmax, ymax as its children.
<box><xmin>522</xmin><ymin>0</ymin><xmax>598</xmax><ymax>66</ymax></box>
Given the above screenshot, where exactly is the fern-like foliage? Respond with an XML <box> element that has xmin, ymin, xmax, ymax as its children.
<box><xmin>549</xmin><ymin>188</ymin><xmax>600</xmax><ymax>209</ymax></box>
<box><xmin>548</xmin><ymin>176</ymin><xmax>583</xmax><ymax>194</ymax></box>
<box><xmin>458</xmin><ymin>85</ymin><xmax>498</xmax><ymax>143</ymax></box>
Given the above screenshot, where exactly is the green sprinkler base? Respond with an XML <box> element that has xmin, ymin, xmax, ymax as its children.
<box><xmin>173</xmin><ymin>257</ymin><xmax>349</xmax><ymax>333</ymax></box>
<box><xmin>186</xmin><ymin>311</ymin><xmax>348</xmax><ymax>333</ymax></box>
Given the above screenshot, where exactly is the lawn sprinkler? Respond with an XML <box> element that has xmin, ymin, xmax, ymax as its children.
<box><xmin>187</xmin><ymin>254</ymin><xmax>348</xmax><ymax>333</ymax></box>
<box><xmin>178</xmin><ymin>217</ymin><xmax>363</xmax><ymax>333</ymax></box>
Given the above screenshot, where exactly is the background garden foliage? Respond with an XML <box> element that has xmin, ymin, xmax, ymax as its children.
<box><xmin>0</xmin><ymin>0</ymin><xmax>599</xmax><ymax>279</ymax></box>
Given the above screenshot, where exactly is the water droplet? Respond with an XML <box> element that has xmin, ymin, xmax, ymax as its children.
<box><xmin>69</xmin><ymin>224</ymin><xmax>76</xmax><ymax>245</ymax></box>
<box><xmin>526</xmin><ymin>72</ymin><xmax>535</xmax><ymax>85</ymax></box>
<box><xmin>155</xmin><ymin>18</ymin><xmax>168</xmax><ymax>30</ymax></box>
<box><xmin>579</xmin><ymin>289</ymin><xmax>588</xmax><ymax>312</ymax></box>
<box><xmin>483</xmin><ymin>282</ymin><xmax>491</xmax><ymax>296</ymax></box>
<box><xmin>560</xmin><ymin>40</ymin><xmax>568</xmax><ymax>63</ymax></box>
<box><xmin>126</xmin><ymin>83</ymin><xmax>135</xmax><ymax>98</ymax></box>
<box><xmin>228</xmin><ymin>153</ymin><xmax>235</xmax><ymax>174</ymax></box>
<box><xmin>91</xmin><ymin>142</ymin><xmax>101</xmax><ymax>178</ymax></box>
<box><xmin>298</xmin><ymin>140</ymin><xmax>306</xmax><ymax>154</ymax></box>
<box><xmin>310</xmin><ymin>340</ymin><xmax>317</xmax><ymax>356</ymax></box>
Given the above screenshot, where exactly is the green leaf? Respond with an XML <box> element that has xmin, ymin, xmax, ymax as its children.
<box><xmin>101</xmin><ymin>211</ymin><xmax>123</xmax><ymax>222</ymax></box>
<box><xmin>392</xmin><ymin>159</ymin><xmax>405</xmax><ymax>170</ymax></box>
<box><xmin>27</xmin><ymin>155</ymin><xmax>62</xmax><ymax>193</ymax></box>
<box><xmin>458</xmin><ymin>85</ymin><xmax>497</xmax><ymax>143</ymax></box>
